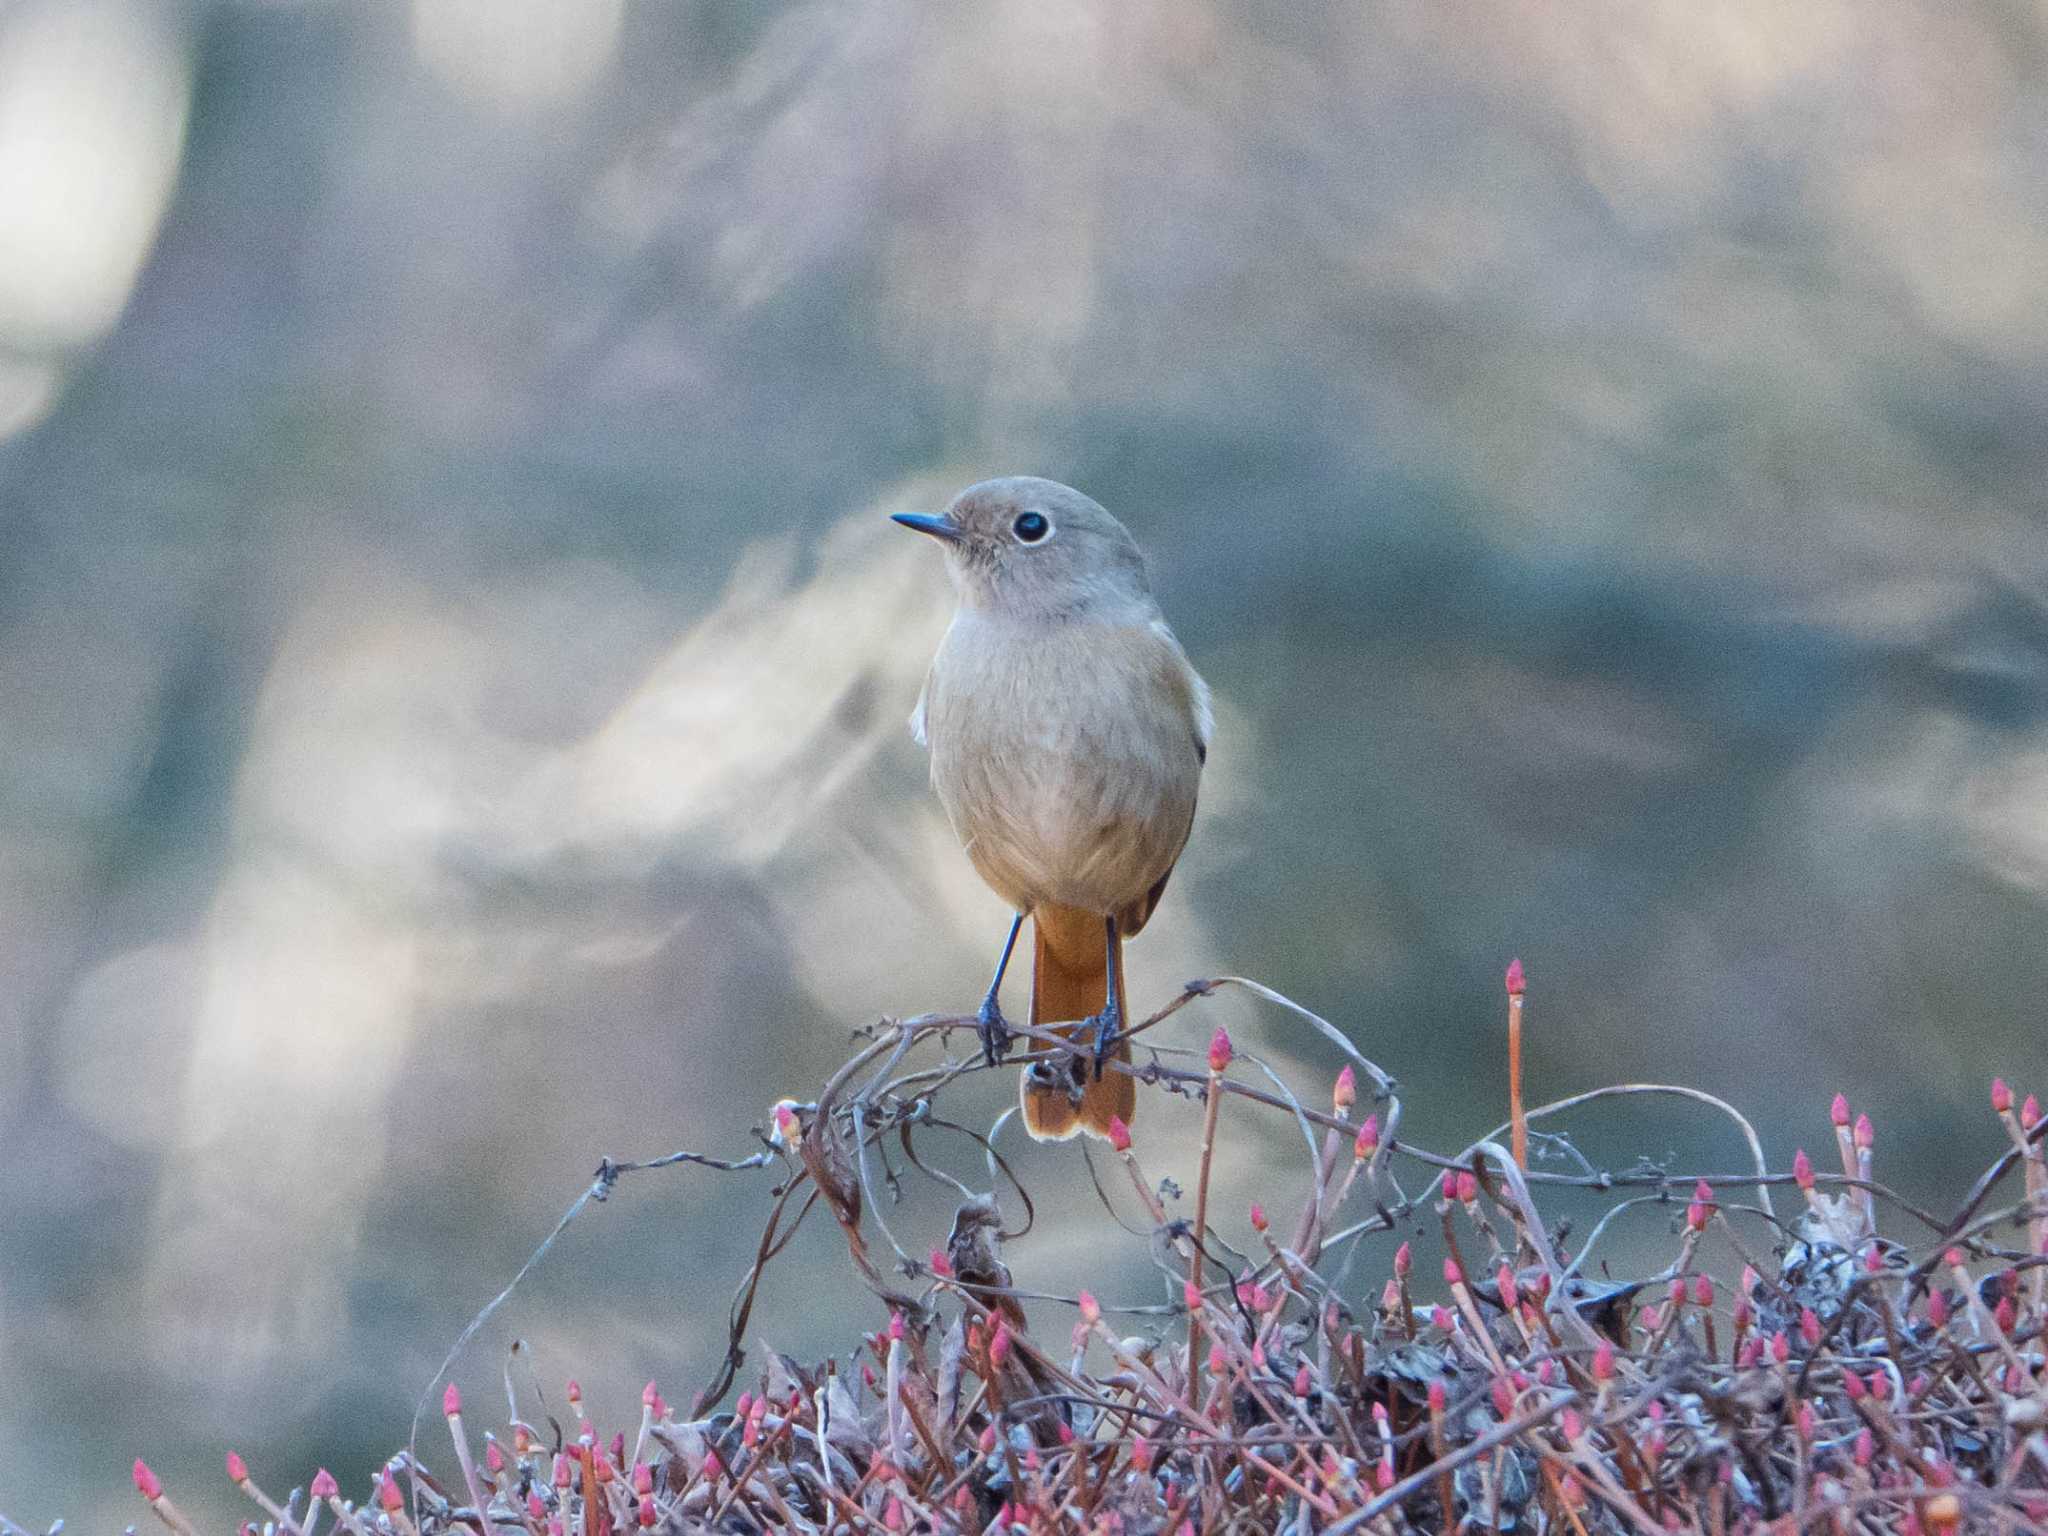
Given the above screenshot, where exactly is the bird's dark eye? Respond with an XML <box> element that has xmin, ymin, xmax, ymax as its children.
<box><xmin>1012</xmin><ymin>512</ymin><xmax>1050</xmax><ymax>543</ymax></box>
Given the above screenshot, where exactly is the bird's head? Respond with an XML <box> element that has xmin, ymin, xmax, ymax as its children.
<box><xmin>893</xmin><ymin>477</ymin><xmax>1153</xmax><ymax>620</ymax></box>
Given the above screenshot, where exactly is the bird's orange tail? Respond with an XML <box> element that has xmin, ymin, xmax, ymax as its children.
<box><xmin>1020</xmin><ymin>902</ymin><xmax>1135</xmax><ymax>1141</ymax></box>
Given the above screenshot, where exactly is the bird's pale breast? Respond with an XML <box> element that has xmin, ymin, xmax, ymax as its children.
<box><xmin>919</xmin><ymin>611</ymin><xmax>1206</xmax><ymax>929</ymax></box>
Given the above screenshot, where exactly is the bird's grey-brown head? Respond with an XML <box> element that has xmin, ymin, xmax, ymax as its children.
<box><xmin>893</xmin><ymin>477</ymin><xmax>1154</xmax><ymax>621</ymax></box>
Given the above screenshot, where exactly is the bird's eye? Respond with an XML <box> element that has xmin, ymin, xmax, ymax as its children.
<box><xmin>1012</xmin><ymin>512</ymin><xmax>1050</xmax><ymax>543</ymax></box>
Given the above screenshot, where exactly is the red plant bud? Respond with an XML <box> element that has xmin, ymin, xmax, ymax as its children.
<box><xmin>226</xmin><ymin>1452</ymin><xmax>248</xmax><ymax>1485</ymax></box>
<box><xmin>380</xmin><ymin>1473</ymin><xmax>403</xmax><ymax>1512</ymax></box>
<box><xmin>1693</xmin><ymin>1274</ymin><xmax>1714</xmax><ymax>1307</ymax></box>
<box><xmin>1443</xmin><ymin>1255</ymin><xmax>1464</xmax><ymax>1286</ymax></box>
<box><xmin>611</xmin><ymin>1432</ymin><xmax>626</xmax><ymax>1470</ymax></box>
<box><xmin>1855</xmin><ymin>1428</ymin><xmax>1874</xmax><ymax>1467</ymax></box>
<box><xmin>1354</xmin><ymin>1114</ymin><xmax>1379</xmax><ymax>1160</ymax></box>
<box><xmin>1440</xmin><ymin>1169</ymin><xmax>1458</xmax><ymax>1202</ymax></box>
<box><xmin>133</xmin><ymin>1460</ymin><xmax>163</xmax><ymax>1501</ymax></box>
<box><xmin>1796</xmin><ymin>1401</ymin><xmax>1815</xmax><ymax>1441</ymax></box>
<box><xmin>1248</xmin><ymin>1200</ymin><xmax>1268</xmax><ymax>1233</ymax></box>
<box><xmin>1593</xmin><ymin>1338</ymin><xmax>1615</xmax><ymax>1381</ymax></box>
<box><xmin>1842</xmin><ymin>1368</ymin><xmax>1865</xmax><ymax>1400</ymax></box>
<box><xmin>1669</xmin><ymin>1277</ymin><xmax>1687</xmax><ymax>1307</ymax></box>
<box><xmin>1734</xmin><ymin>1298</ymin><xmax>1753</xmax><ymax>1330</ymax></box>
<box><xmin>1207</xmin><ymin>1342</ymin><xmax>1226</xmax><ymax>1375</ymax></box>
<box><xmin>1497</xmin><ymin>1265</ymin><xmax>1518</xmax><ymax>1310</ymax></box>
<box><xmin>702</xmin><ymin>1449</ymin><xmax>722</xmax><ymax>1481</ymax></box>
<box><xmin>1854</xmin><ymin>1113</ymin><xmax>1874</xmax><ymax>1149</ymax></box>
<box><xmin>1686</xmin><ymin>1199</ymin><xmax>1709</xmax><ymax>1232</ymax></box>
<box><xmin>1207</xmin><ymin>1026</ymin><xmax>1233</xmax><ymax>1073</ymax></box>
<box><xmin>642</xmin><ymin>1378</ymin><xmax>661</xmax><ymax>1408</ymax></box>
<box><xmin>1293</xmin><ymin>1363</ymin><xmax>1312</xmax><ymax>1398</ymax></box>
<box><xmin>1491</xmin><ymin>1377</ymin><xmax>1515</xmax><ymax>1417</ymax></box>
<box><xmin>1505</xmin><ymin>958</ymin><xmax>1525</xmax><ymax>996</ymax></box>
<box><xmin>1995</xmin><ymin>1295</ymin><xmax>2016</xmax><ymax>1332</ymax></box>
<box><xmin>636</xmin><ymin>1498</ymin><xmax>656</xmax><ymax>1530</ymax></box>
<box><xmin>554</xmin><ymin>1455</ymin><xmax>573</xmax><ymax>1488</ymax></box>
<box><xmin>565</xmin><ymin>1379</ymin><xmax>581</xmax><ymax>1405</ymax></box>
<box><xmin>1992</xmin><ymin>1078</ymin><xmax>2013</xmax><ymax>1113</ymax></box>
<box><xmin>1077</xmin><ymin>1289</ymin><xmax>1101</xmax><ymax>1326</ymax></box>
<box><xmin>1738</xmin><ymin>1338</ymin><xmax>1762</xmax><ymax>1368</ymax></box>
<box><xmin>443</xmin><ymin>1382</ymin><xmax>462</xmax><ymax>1416</ymax></box>
<box><xmin>1863</xmin><ymin>1244</ymin><xmax>1884</xmax><ymax>1273</ymax></box>
<box><xmin>1793</xmin><ymin>1148</ymin><xmax>1814</xmax><ymax>1191</ymax></box>
<box><xmin>311</xmin><ymin>1469</ymin><xmax>338</xmax><ymax>1500</ymax></box>
<box><xmin>1830</xmin><ymin>1092</ymin><xmax>1851</xmax><ymax>1126</ymax></box>
<box><xmin>595</xmin><ymin>1452</ymin><xmax>616</xmax><ymax>1485</ymax></box>
<box><xmin>1455</xmin><ymin>1170</ymin><xmax>1479</xmax><ymax>1204</ymax></box>
<box><xmin>1333</xmin><ymin>1063</ymin><xmax>1357</xmax><ymax>1112</ymax></box>
<box><xmin>1561</xmin><ymin>1407</ymin><xmax>1584</xmax><ymax>1442</ymax></box>
<box><xmin>1530</xmin><ymin>1270</ymin><xmax>1552</xmax><ymax>1302</ymax></box>
<box><xmin>1928</xmin><ymin>1288</ymin><xmax>1949</xmax><ymax>1327</ymax></box>
<box><xmin>1183</xmin><ymin>1279</ymin><xmax>1204</xmax><ymax>1311</ymax></box>
<box><xmin>1130</xmin><ymin>1435</ymin><xmax>1154</xmax><ymax>1474</ymax></box>
<box><xmin>929</xmin><ymin>1247</ymin><xmax>953</xmax><ymax>1279</ymax></box>
<box><xmin>989</xmin><ymin>1321</ymin><xmax>1012</xmax><ymax>1367</ymax></box>
<box><xmin>1393</xmin><ymin>1240</ymin><xmax>1412</xmax><ymax>1276</ymax></box>
<box><xmin>1432</xmin><ymin>1305</ymin><xmax>1455</xmax><ymax>1332</ymax></box>
<box><xmin>527</xmin><ymin>1493</ymin><xmax>546</xmax><ymax>1522</ymax></box>
<box><xmin>1944</xmin><ymin>1246</ymin><xmax>1965</xmax><ymax>1270</ymax></box>
<box><xmin>1771</xmin><ymin>1331</ymin><xmax>1790</xmax><ymax>1365</ymax></box>
<box><xmin>2024</xmin><ymin>1094</ymin><xmax>2042</xmax><ymax>1130</ymax></box>
<box><xmin>1537</xmin><ymin>1360</ymin><xmax>1556</xmax><ymax>1386</ymax></box>
<box><xmin>1799</xmin><ymin>1307</ymin><xmax>1822</xmax><ymax>1349</ymax></box>
<box><xmin>1106</xmin><ymin>1115</ymin><xmax>1132</xmax><ymax>1152</ymax></box>
<box><xmin>1428</xmin><ymin>1378</ymin><xmax>1447</xmax><ymax>1414</ymax></box>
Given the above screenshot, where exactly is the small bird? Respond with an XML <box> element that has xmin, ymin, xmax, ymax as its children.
<box><xmin>894</xmin><ymin>477</ymin><xmax>1211</xmax><ymax>1140</ymax></box>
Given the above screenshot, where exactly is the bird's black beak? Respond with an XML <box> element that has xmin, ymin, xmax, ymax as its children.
<box><xmin>891</xmin><ymin>512</ymin><xmax>965</xmax><ymax>543</ymax></box>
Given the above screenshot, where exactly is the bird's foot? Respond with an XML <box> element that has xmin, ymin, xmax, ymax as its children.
<box><xmin>1083</xmin><ymin>1004</ymin><xmax>1123</xmax><ymax>1080</ymax></box>
<box><xmin>975</xmin><ymin>995</ymin><xmax>1013</xmax><ymax>1067</ymax></box>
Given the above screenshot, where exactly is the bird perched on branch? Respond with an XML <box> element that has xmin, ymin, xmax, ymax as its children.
<box><xmin>894</xmin><ymin>477</ymin><xmax>1210</xmax><ymax>1140</ymax></box>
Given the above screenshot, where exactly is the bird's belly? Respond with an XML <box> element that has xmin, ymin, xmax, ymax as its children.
<box><xmin>935</xmin><ymin>727</ymin><xmax>1190</xmax><ymax>916</ymax></box>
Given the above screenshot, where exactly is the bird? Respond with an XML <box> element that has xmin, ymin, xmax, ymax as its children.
<box><xmin>893</xmin><ymin>477</ymin><xmax>1211</xmax><ymax>1140</ymax></box>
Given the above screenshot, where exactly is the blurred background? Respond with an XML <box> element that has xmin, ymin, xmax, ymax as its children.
<box><xmin>4</xmin><ymin>0</ymin><xmax>2047</xmax><ymax>1525</ymax></box>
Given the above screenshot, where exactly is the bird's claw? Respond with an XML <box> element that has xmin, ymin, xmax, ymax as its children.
<box><xmin>1086</xmin><ymin>1007</ymin><xmax>1122</xmax><ymax>1080</ymax></box>
<box><xmin>975</xmin><ymin>997</ymin><xmax>1012</xmax><ymax>1067</ymax></box>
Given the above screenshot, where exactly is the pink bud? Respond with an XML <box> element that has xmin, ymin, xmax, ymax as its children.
<box><xmin>1293</xmin><ymin>1363</ymin><xmax>1311</xmax><ymax>1398</ymax></box>
<box><xmin>380</xmin><ymin>1473</ymin><xmax>403</xmax><ymax>1512</ymax></box>
<box><xmin>1995</xmin><ymin>1295</ymin><xmax>2016</xmax><ymax>1332</ymax></box>
<box><xmin>1799</xmin><ymin>1307</ymin><xmax>1822</xmax><ymax>1349</ymax></box>
<box><xmin>1077</xmin><ymin>1290</ymin><xmax>1101</xmax><ymax>1326</ymax></box>
<box><xmin>1854</xmin><ymin>1113</ymin><xmax>1874</xmax><ymax>1149</ymax></box>
<box><xmin>1131</xmin><ymin>1435</ymin><xmax>1153</xmax><ymax>1473</ymax></box>
<box><xmin>486</xmin><ymin>1440</ymin><xmax>505</xmax><ymax>1474</ymax></box>
<box><xmin>1497</xmin><ymin>1265</ymin><xmax>1518</xmax><ymax>1310</ymax></box>
<box><xmin>1944</xmin><ymin>1247</ymin><xmax>1966</xmax><ymax>1270</ymax></box>
<box><xmin>1793</xmin><ymin>1148</ymin><xmax>1814</xmax><ymax>1191</ymax></box>
<box><xmin>1441</xmin><ymin>1170</ymin><xmax>1459</xmax><ymax>1201</ymax></box>
<box><xmin>565</xmin><ymin>1379</ymin><xmax>581</xmax><ymax>1405</ymax></box>
<box><xmin>1842</xmin><ymin>1368</ymin><xmax>1865</xmax><ymax>1401</ymax></box>
<box><xmin>443</xmin><ymin>1382</ymin><xmax>462</xmax><ymax>1416</ymax></box>
<box><xmin>1855</xmin><ymin>1428</ymin><xmax>1874</xmax><ymax>1467</ymax></box>
<box><xmin>701</xmin><ymin>1449</ymin><xmax>722</xmax><ymax>1480</ymax></box>
<box><xmin>133</xmin><ymin>1460</ymin><xmax>163</xmax><ymax>1501</ymax></box>
<box><xmin>1248</xmin><ymin>1201</ymin><xmax>1268</xmax><ymax>1233</ymax></box>
<box><xmin>1184</xmin><ymin>1280</ymin><xmax>1204</xmax><ymax>1311</ymax></box>
<box><xmin>1333</xmin><ymin>1064</ymin><xmax>1357</xmax><ymax>1112</ymax></box>
<box><xmin>1592</xmin><ymin>1338</ymin><xmax>1615</xmax><ymax>1381</ymax></box>
<box><xmin>1993</xmin><ymin>1078</ymin><xmax>2012</xmax><ymax>1114</ymax></box>
<box><xmin>637</xmin><ymin>1498</ymin><xmax>656</xmax><ymax>1530</ymax></box>
<box><xmin>1738</xmin><ymin>1338</ymin><xmax>1762</xmax><ymax>1368</ymax></box>
<box><xmin>2024</xmin><ymin>1095</ymin><xmax>2042</xmax><ymax>1130</ymax></box>
<box><xmin>1207</xmin><ymin>1026</ymin><xmax>1233</xmax><ymax>1074</ymax></box>
<box><xmin>1830</xmin><ymin>1093</ymin><xmax>1851</xmax><ymax>1127</ymax></box>
<box><xmin>1505</xmin><ymin>958</ymin><xmax>1526</xmax><ymax>996</ymax></box>
<box><xmin>1693</xmin><ymin>1274</ymin><xmax>1714</xmax><ymax>1307</ymax></box>
<box><xmin>1354</xmin><ymin>1115</ymin><xmax>1379</xmax><ymax>1160</ymax></box>
<box><xmin>1561</xmin><ymin>1407</ymin><xmax>1584</xmax><ymax>1442</ymax></box>
<box><xmin>1928</xmin><ymin>1288</ymin><xmax>1949</xmax><ymax>1327</ymax></box>
<box><xmin>1796</xmin><ymin>1401</ymin><xmax>1815</xmax><ymax>1441</ymax></box>
<box><xmin>1444</xmin><ymin>1255</ymin><xmax>1464</xmax><ymax>1286</ymax></box>
<box><xmin>1864</xmin><ymin>1244</ymin><xmax>1884</xmax><ymax>1273</ymax></box>
<box><xmin>929</xmin><ymin>1246</ymin><xmax>953</xmax><ymax>1279</ymax></box>
<box><xmin>1431</xmin><ymin>1305</ymin><xmax>1455</xmax><ymax>1332</ymax></box>
<box><xmin>1428</xmin><ymin>1379</ymin><xmax>1447</xmax><ymax>1414</ymax></box>
<box><xmin>1771</xmin><ymin>1331</ymin><xmax>1790</xmax><ymax>1365</ymax></box>
<box><xmin>1669</xmin><ymin>1277</ymin><xmax>1687</xmax><ymax>1307</ymax></box>
<box><xmin>1207</xmin><ymin>1342</ymin><xmax>1226</xmax><ymax>1375</ymax></box>
<box><xmin>1393</xmin><ymin>1240</ymin><xmax>1412</xmax><ymax>1277</ymax></box>
<box><xmin>528</xmin><ymin>1494</ymin><xmax>546</xmax><ymax>1522</ymax></box>
<box><xmin>226</xmin><ymin>1452</ymin><xmax>249</xmax><ymax>1485</ymax></box>
<box><xmin>1455</xmin><ymin>1170</ymin><xmax>1479</xmax><ymax>1204</ymax></box>
<box><xmin>1491</xmin><ymin>1377</ymin><xmax>1514</xmax><ymax>1417</ymax></box>
<box><xmin>1106</xmin><ymin>1115</ymin><xmax>1131</xmax><ymax>1153</ymax></box>
<box><xmin>643</xmin><ymin>1378</ymin><xmax>661</xmax><ymax>1407</ymax></box>
<box><xmin>311</xmin><ymin>1469</ymin><xmax>338</xmax><ymax>1500</ymax></box>
<box><xmin>989</xmin><ymin>1322</ymin><xmax>1011</xmax><ymax>1366</ymax></box>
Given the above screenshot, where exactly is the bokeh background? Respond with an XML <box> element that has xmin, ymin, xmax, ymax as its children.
<box><xmin>5</xmin><ymin>0</ymin><xmax>2048</xmax><ymax>1526</ymax></box>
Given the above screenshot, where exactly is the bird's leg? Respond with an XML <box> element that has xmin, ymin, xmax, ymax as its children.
<box><xmin>975</xmin><ymin>912</ymin><xmax>1023</xmax><ymax>1067</ymax></box>
<box><xmin>1088</xmin><ymin>914</ymin><xmax>1123</xmax><ymax>1079</ymax></box>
